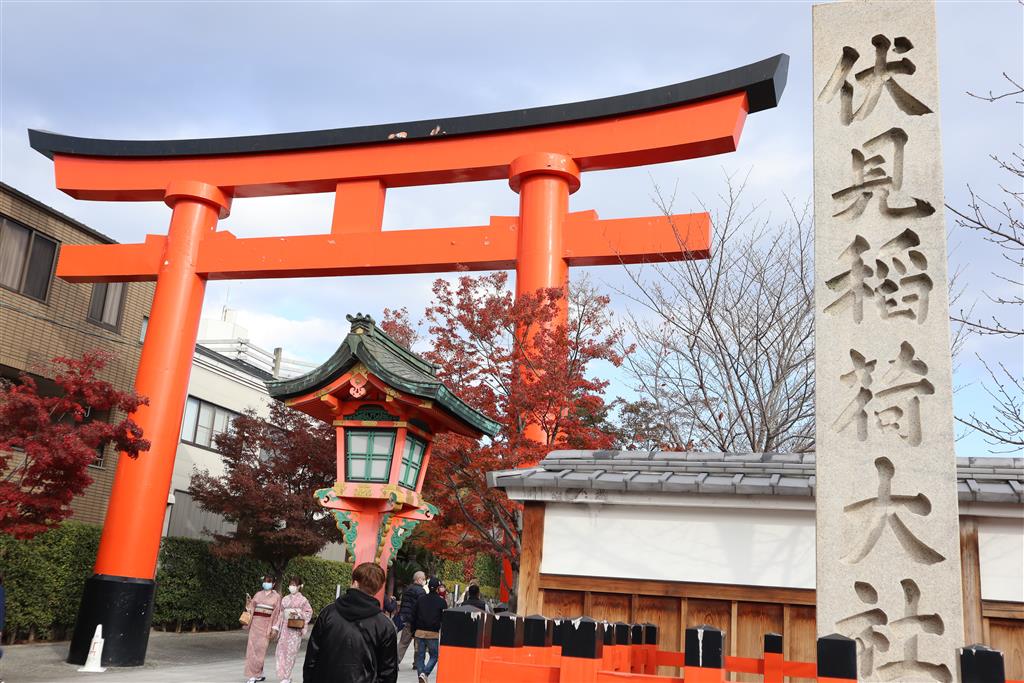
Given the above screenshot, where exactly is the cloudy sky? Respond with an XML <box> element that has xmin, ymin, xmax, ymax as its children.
<box><xmin>2</xmin><ymin>1</ymin><xmax>1021</xmax><ymax>455</ymax></box>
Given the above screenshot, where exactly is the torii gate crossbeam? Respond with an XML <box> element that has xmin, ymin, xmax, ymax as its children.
<box><xmin>29</xmin><ymin>53</ymin><xmax>788</xmax><ymax>667</ymax></box>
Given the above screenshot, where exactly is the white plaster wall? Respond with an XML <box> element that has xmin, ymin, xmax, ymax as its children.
<box><xmin>541</xmin><ymin>502</ymin><xmax>816</xmax><ymax>589</ymax></box>
<box><xmin>169</xmin><ymin>353</ymin><xmax>271</xmax><ymax>494</ymax></box>
<box><xmin>538</xmin><ymin>500</ymin><xmax>1023</xmax><ymax>600</ymax></box>
<box><xmin>979</xmin><ymin>516</ymin><xmax>1024</xmax><ymax>602</ymax></box>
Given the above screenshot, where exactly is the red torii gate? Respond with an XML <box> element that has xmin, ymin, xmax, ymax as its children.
<box><xmin>30</xmin><ymin>54</ymin><xmax>788</xmax><ymax>666</ymax></box>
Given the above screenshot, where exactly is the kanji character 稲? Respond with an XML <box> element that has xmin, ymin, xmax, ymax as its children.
<box><xmin>873</xmin><ymin>229</ymin><xmax>933</xmax><ymax>323</ymax></box>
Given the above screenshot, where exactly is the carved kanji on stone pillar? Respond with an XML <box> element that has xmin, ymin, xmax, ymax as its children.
<box><xmin>814</xmin><ymin>2</ymin><xmax>963</xmax><ymax>680</ymax></box>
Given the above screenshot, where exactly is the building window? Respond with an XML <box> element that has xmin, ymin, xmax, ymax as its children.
<box><xmin>180</xmin><ymin>396</ymin><xmax>239</xmax><ymax>449</ymax></box>
<box><xmin>345</xmin><ymin>429</ymin><xmax>395</xmax><ymax>483</ymax></box>
<box><xmin>398</xmin><ymin>436</ymin><xmax>427</xmax><ymax>489</ymax></box>
<box><xmin>87</xmin><ymin>282</ymin><xmax>126</xmax><ymax>330</ymax></box>
<box><xmin>90</xmin><ymin>446</ymin><xmax>107</xmax><ymax>469</ymax></box>
<box><xmin>0</xmin><ymin>217</ymin><xmax>59</xmax><ymax>302</ymax></box>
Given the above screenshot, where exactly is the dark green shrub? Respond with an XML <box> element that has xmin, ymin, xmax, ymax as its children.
<box><xmin>283</xmin><ymin>556</ymin><xmax>352</xmax><ymax>617</ymax></box>
<box><xmin>153</xmin><ymin>537</ymin><xmax>269</xmax><ymax>631</ymax></box>
<box><xmin>0</xmin><ymin>523</ymin><xmax>352</xmax><ymax>639</ymax></box>
<box><xmin>0</xmin><ymin>522</ymin><xmax>101</xmax><ymax>641</ymax></box>
<box><xmin>473</xmin><ymin>553</ymin><xmax>500</xmax><ymax>588</ymax></box>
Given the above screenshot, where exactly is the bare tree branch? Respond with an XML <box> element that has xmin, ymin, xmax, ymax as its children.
<box><xmin>616</xmin><ymin>172</ymin><xmax>815</xmax><ymax>454</ymax></box>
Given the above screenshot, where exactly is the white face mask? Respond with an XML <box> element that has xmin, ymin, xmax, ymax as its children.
<box><xmin>262</xmin><ymin>582</ymin><xmax>273</xmax><ymax>591</ymax></box>
<box><xmin>288</xmin><ymin>585</ymin><xmax>299</xmax><ymax>594</ymax></box>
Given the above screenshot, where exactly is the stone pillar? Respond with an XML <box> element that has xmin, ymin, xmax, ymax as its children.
<box><xmin>813</xmin><ymin>2</ymin><xmax>964</xmax><ymax>681</ymax></box>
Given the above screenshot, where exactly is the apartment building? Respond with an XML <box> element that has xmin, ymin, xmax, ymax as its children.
<box><xmin>0</xmin><ymin>182</ymin><xmax>154</xmax><ymax>524</ymax></box>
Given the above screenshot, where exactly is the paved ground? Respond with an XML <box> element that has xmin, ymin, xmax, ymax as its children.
<box><xmin>0</xmin><ymin>630</ymin><xmax>425</xmax><ymax>683</ymax></box>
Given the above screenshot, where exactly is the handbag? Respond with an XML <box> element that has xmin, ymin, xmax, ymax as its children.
<box><xmin>239</xmin><ymin>594</ymin><xmax>253</xmax><ymax>625</ymax></box>
<box><xmin>287</xmin><ymin>617</ymin><xmax>305</xmax><ymax>629</ymax></box>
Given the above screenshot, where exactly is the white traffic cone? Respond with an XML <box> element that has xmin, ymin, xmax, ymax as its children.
<box><xmin>77</xmin><ymin>624</ymin><xmax>106</xmax><ymax>673</ymax></box>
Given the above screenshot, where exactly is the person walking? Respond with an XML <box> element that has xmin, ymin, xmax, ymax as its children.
<box><xmin>410</xmin><ymin>579</ymin><xmax>447</xmax><ymax>683</ymax></box>
<box><xmin>273</xmin><ymin>576</ymin><xmax>313</xmax><ymax>683</ymax></box>
<box><xmin>242</xmin><ymin>574</ymin><xmax>282</xmax><ymax>683</ymax></box>
<box><xmin>396</xmin><ymin>571</ymin><xmax>425</xmax><ymax>666</ymax></box>
<box><xmin>303</xmin><ymin>562</ymin><xmax>397</xmax><ymax>683</ymax></box>
<box><xmin>460</xmin><ymin>584</ymin><xmax>489</xmax><ymax>612</ymax></box>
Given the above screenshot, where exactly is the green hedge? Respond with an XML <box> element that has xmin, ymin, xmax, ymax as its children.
<box><xmin>283</xmin><ymin>555</ymin><xmax>353</xmax><ymax>618</ymax></box>
<box><xmin>473</xmin><ymin>553</ymin><xmax>500</xmax><ymax>588</ymax></box>
<box><xmin>0</xmin><ymin>523</ymin><xmax>353</xmax><ymax>641</ymax></box>
<box><xmin>0</xmin><ymin>522</ymin><xmax>101</xmax><ymax>641</ymax></box>
<box><xmin>153</xmin><ymin>541</ymin><xmax>353</xmax><ymax>631</ymax></box>
<box><xmin>153</xmin><ymin>537</ymin><xmax>270</xmax><ymax>631</ymax></box>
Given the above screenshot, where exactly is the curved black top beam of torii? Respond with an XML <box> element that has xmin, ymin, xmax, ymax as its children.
<box><xmin>29</xmin><ymin>54</ymin><xmax>788</xmax><ymax>159</ymax></box>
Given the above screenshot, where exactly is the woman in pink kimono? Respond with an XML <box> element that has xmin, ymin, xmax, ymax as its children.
<box><xmin>242</xmin><ymin>574</ymin><xmax>282</xmax><ymax>683</ymax></box>
<box><xmin>273</xmin><ymin>576</ymin><xmax>314</xmax><ymax>683</ymax></box>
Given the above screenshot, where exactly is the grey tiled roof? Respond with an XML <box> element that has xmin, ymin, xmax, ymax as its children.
<box><xmin>487</xmin><ymin>451</ymin><xmax>1024</xmax><ymax>504</ymax></box>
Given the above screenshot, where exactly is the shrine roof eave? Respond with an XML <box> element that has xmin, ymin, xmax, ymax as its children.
<box><xmin>28</xmin><ymin>54</ymin><xmax>787</xmax><ymax>160</ymax></box>
<box><xmin>267</xmin><ymin>319</ymin><xmax>500</xmax><ymax>439</ymax></box>
<box><xmin>486</xmin><ymin>450</ymin><xmax>1024</xmax><ymax>505</ymax></box>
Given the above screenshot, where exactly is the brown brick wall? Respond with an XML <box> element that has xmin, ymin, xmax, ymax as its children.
<box><xmin>0</xmin><ymin>186</ymin><xmax>155</xmax><ymax>526</ymax></box>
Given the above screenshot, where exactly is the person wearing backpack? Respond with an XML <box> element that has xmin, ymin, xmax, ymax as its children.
<box><xmin>302</xmin><ymin>562</ymin><xmax>398</xmax><ymax>683</ymax></box>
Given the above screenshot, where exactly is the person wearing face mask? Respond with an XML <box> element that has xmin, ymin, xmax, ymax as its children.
<box><xmin>273</xmin><ymin>576</ymin><xmax>313</xmax><ymax>683</ymax></box>
<box><xmin>243</xmin><ymin>575</ymin><xmax>282</xmax><ymax>683</ymax></box>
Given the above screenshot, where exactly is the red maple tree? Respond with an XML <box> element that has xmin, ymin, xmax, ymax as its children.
<box><xmin>0</xmin><ymin>351</ymin><xmax>149</xmax><ymax>539</ymax></box>
<box><xmin>189</xmin><ymin>400</ymin><xmax>338</xmax><ymax>577</ymax></box>
<box><xmin>383</xmin><ymin>273</ymin><xmax>625</xmax><ymax>598</ymax></box>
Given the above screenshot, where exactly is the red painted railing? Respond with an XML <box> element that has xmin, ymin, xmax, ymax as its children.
<box><xmin>436</xmin><ymin>608</ymin><xmax>1017</xmax><ymax>683</ymax></box>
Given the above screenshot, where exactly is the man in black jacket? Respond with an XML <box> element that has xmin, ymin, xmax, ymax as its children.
<box><xmin>410</xmin><ymin>579</ymin><xmax>448</xmax><ymax>683</ymax></box>
<box><xmin>396</xmin><ymin>570</ymin><xmax>425</xmax><ymax>666</ymax></box>
<box><xmin>302</xmin><ymin>562</ymin><xmax>398</xmax><ymax>683</ymax></box>
<box><xmin>460</xmin><ymin>584</ymin><xmax>489</xmax><ymax>612</ymax></box>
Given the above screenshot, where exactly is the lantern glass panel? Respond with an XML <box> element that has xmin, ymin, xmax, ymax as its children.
<box><xmin>348</xmin><ymin>458</ymin><xmax>367</xmax><ymax>479</ymax></box>
<box><xmin>348</xmin><ymin>433</ymin><xmax>369</xmax><ymax>453</ymax></box>
<box><xmin>345</xmin><ymin>428</ymin><xmax>395</xmax><ymax>483</ymax></box>
<box><xmin>399</xmin><ymin>435</ymin><xmax>427</xmax><ymax>490</ymax></box>
<box><xmin>371</xmin><ymin>432</ymin><xmax>395</xmax><ymax>455</ymax></box>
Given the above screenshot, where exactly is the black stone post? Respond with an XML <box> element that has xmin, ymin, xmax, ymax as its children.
<box><xmin>960</xmin><ymin>644</ymin><xmax>1006</xmax><ymax>683</ymax></box>
<box><xmin>552</xmin><ymin>618</ymin><xmax>570</xmax><ymax>649</ymax></box>
<box><xmin>67</xmin><ymin>575</ymin><xmax>156</xmax><ymax>666</ymax></box>
<box><xmin>816</xmin><ymin>633</ymin><xmax>857</xmax><ymax>681</ymax></box>
<box><xmin>562</xmin><ymin>617</ymin><xmax>604</xmax><ymax>660</ymax></box>
<box><xmin>492</xmin><ymin>612</ymin><xmax>524</xmax><ymax>649</ymax></box>
<box><xmin>524</xmin><ymin>614</ymin><xmax>553</xmax><ymax>648</ymax></box>
<box><xmin>602</xmin><ymin>621</ymin><xmax>616</xmax><ymax>646</ymax></box>
<box><xmin>439</xmin><ymin>605</ymin><xmax>493</xmax><ymax>649</ymax></box>
<box><xmin>684</xmin><ymin>625</ymin><xmax>725</xmax><ymax>669</ymax></box>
